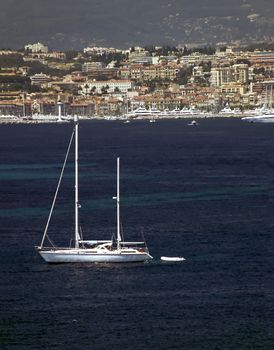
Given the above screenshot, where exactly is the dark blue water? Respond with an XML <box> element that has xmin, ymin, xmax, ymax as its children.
<box><xmin>0</xmin><ymin>119</ymin><xmax>274</xmax><ymax>349</ymax></box>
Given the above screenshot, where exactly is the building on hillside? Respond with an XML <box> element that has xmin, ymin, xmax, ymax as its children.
<box><xmin>241</xmin><ymin>92</ymin><xmax>257</xmax><ymax>107</ymax></box>
<box><xmin>0</xmin><ymin>92</ymin><xmax>22</xmax><ymax>101</ymax></box>
<box><xmin>48</xmin><ymin>80</ymin><xmax>81</xmax><ymax>92</ymax></box>
<box><xmin>0</xmin><ymin>50</ymin><xmax>20</xmax><ymax>55</ymax></box>
<box><xmin>87</xmin><ymin>68</ymin><xmax>118</xmax><ymax>80</ymax></box>
<box><xmin>70</xmin><ymin>101</ymin><xmax>96</xmax><ymax>116</ymax></box>
<box><xmin>24</xmin><ymin>42</ymin><xmax>48</xmax><ymax>53</ymax></box>
<box><xmin>81</xmin><ymin>80</ymin><xmax>133</xmax><ymax>94</ymax></box>
<box><xmin>210</xmin><ymin>64</ymin><xmax>249</xmax><ymax>87</ymax></box>
<box><xmin>210</xmin><ymin>67</ymin><xmax>233</xmax><ymax>86</ymax></box>
<box><xmin>249</xmin><ymin>51</ymin><xmax>274</xmax><ymax>64</ymax></box>
<box><xmin>118</xmin><ymin>66</ymin><xmax>143</xmax><ymax>80</ymax></box>
<box><xmin>30</xmin><ymin>73</ymin><xmax>49</xmax><ymax>85</ymax></box>
<box><xmin>220</xmin><ymin>82</ymin><xmax>247</xmax><ymax>106</ymax></box>
<box><xmin>82</xmin><ymin>62</ymin><xmax>106</xmax><ymax>72</ymax></box>
<box><xmin>221</xmin><ymin>82</ymin><xmax>247</xmax><ymax>96</ymax></box>
<box><xmin>128</xmin><ymin>48</ymin><xmax>152</xmax><ymax>64</ymax></box>
<box><xmin>0</xmin><ymin>101</ymin><xmax>24</xmax><ymax>116</ymax></box>
<box><xmin>180</xmin><ymin>53</ymin><xmax>216</xmax><ymax>65</ymax></box>
<box><xmin>118</xmin><ymin>64</ymin><xmax>180</xmax><ymax>81</ymax></box>
<box><xmin>83</xmin><ymin>46</ymin><xmax>121</xmax><ymax>55</ymax></box>
<box><xmin>232</xmin><ymin>64</ymin><xmax>249</xmax><ymax>84</ymax></box>
<box><xmin>180</xmin><ymin>85</ymin><xmax>197</xmax><ymax>96</ymax></box>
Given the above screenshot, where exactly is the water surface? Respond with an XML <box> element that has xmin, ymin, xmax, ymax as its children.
<box><xmin>0</xmin><ymin>119</ymin><xmax>274</xmax><ymax>349</ymax></box>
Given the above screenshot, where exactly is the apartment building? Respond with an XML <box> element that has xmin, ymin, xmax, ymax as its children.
<box><xmin>210</xmin><ymin>64</ymin><xmax>249</xmax><ymax>87</ymax></box>
<box><xmin>232</xmin><ymin>64</ymin><xmax>249</xmax><ymax>84</ymax></box>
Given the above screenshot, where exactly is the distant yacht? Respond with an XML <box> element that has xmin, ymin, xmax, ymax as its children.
<box><xmin>124</xmin><ymin>106</ymin><xmax>161</xmax><ymax>118</ymax></box>
<box><xmin>187</xmin><ymin>120</ymin><xmax>198</xmax><ymax>126</ymax></box>
<box><xmin>123</xmin><ymin>105</ymin><xmax>204</xmax><ymax>119</ymax></box>
<box><xmin>170</xmin><ymin>106</ymin><xmax>203</xmax><ymax>117</ymax></box>
<box><xmin>219</xmin><ymin>105</ymin><xmax>242</xmax><ymax>116</ymax></box>
<box><xmin>242</xmin><ymin>114</ymin><xmax>274</xmax><ymax>123</ymax></box>
<box><xmin>125</xmin><ymin>106</ymin><xmax>153</xmax><ymax>118</ymax></box>
<box><xmin>0</xmin><ymin>114</ymin><xmax>19</xmax><ymax>120</ymax></box>
<box><xmin>180</xmin><ymin>106</ymin><xmax>194</xmax><ymax>115</ymax></box>
<box><xmin>243</xmin><ymin>85</ymin><xmax>274</xmax><ymax>120</ymax></box>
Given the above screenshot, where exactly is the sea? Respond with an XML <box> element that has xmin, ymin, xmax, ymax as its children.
<box><xmin>0</xmin><ymin>118</ymin><xmax>273</xmax><ymax>350</ymax></box>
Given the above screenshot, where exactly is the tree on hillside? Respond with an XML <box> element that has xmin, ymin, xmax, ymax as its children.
<box><xmin>0</xmin><ymin>54</ymin><xmax>24</xmax><ymax>67</ymax></box>
<box><xmin>174</xmin><ymin>66</ymin><xmax>193</xmax><ymax>85</ymax></box>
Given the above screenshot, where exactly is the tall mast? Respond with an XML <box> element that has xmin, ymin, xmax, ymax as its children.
<box><xmin>117</xmin><ymin>157</ymin><xmax>121</xmax><ymax>250</ymax></box>
<box><xmin>265</xmin><ymin>84</ymin><xmax>268</xmax><ymax>108</ymax></box>
<box><xmin>271</xmin><ymin>83</ymin><xmax>273</xmax><ymax>109</ymax></box>
<box><xmin>75</xmin><ymin>115</ymin><xmax>80</xmax><ymax>248</ymax></box>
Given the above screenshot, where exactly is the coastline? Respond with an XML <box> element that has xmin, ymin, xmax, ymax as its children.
<box><xmin>0</xmin><ymin>114</ymin><xmax>245</xmax><ymax>124</ymax></box>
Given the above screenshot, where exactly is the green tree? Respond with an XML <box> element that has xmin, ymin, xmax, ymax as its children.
<box><xmin>0</xmin><ymin>54</ymin><xmax>24</xmax><ymax>67</ymax></box>
<box><xmin>65</xmin><ymin>50</ymin><xmax>79</xmax><ymax>61</ymax></box>
<box><xmin>174</xmin><ymin>67</ymin><xmax>193</xmax><ymax>85</ymax></box>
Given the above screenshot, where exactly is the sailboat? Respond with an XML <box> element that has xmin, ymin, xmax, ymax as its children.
<box><xmin>35</xmin><ymin>116</ymin><xmax>153</xmax><ymax>263</ymax></box>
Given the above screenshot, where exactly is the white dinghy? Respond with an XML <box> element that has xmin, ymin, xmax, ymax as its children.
<box><xmin>160</xmin><ymin>256</ymin><xmax>185</xmax><ymax>262</ymax></box>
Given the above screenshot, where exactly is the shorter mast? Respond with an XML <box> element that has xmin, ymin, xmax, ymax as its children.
<box><xmin>116</xmin><ymin>157</ymin><xmax>121</xmax><ymax>250</ymax></box>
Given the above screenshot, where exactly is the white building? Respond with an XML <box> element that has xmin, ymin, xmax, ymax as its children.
<box><xmin>128</xmin><ymin>48</ymin><xmax>152</xmax><ymax>64</ymax></box>
<box><xmin>82</xmin><ymin>62</ymin><xmax>106</xmax><ymax>73</ymax></box>
<box><xmin>30</xmin><ymin>73</ymin><xmax>49</xmax><ymax>85</ymax></box>
<box><xmin>180</xmin><ymin>53</ymin><xmax>215</xmax><ymax>65</ymax></box>
<box><xmin>83</xmin><ymin>46</ymin><xmax>121</xmax><ymax>55</ymax></box>
<box><xmin>24</xmin><ymin>42</ymin><xmax>49</xmax><ymax>53</ymax></box>
<box><xmin>81</xmin><ymin>80</ymin><xmax>133</xmax><ymax>94</ymax></box>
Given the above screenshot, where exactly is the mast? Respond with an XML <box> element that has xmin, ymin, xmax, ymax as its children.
<box><xmin>271</xmin><ymin>83</ymin><xmax>273</xmax><ymax>109</ymax></box>
<box><xmin>116</xmin><ymin>157</ymin><xmax>121</xmax><ymax>250</ymax></box>
<box><xmin>264</xmin><ymin>84</ymin><xmax>268</xmax><ymax>109</ymax></box>
<box><xmin>75</xmin><ymin>115</ymin><xmax>80</xmax><ymax>248</ymax></box>
<box><xmin>22</xmin><ymin>93</ymin><xmax>26</xmax><ymax>117</ymax></box>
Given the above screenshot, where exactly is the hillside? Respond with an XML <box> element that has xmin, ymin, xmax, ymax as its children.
<box><xmin>0</xmin><ymin>0</ymin><xmax>274</xmax><ymax>49</ymax></box>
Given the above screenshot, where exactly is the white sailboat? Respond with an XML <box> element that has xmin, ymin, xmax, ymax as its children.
<box><xmin>36</xmin><ymin>116</ymin><xmax>153</xmax><ymax>263</ymax></box>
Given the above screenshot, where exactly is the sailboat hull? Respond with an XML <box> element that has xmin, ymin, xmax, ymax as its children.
<box><xmin>38</xmin><ymin>249</ymin><xmax>153</xmax><ymax>263</ymax></box>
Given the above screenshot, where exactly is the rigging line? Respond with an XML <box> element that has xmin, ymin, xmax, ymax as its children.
<box><xmin>120</xmin><ymin>220</ymin><xmax>125</xmax><ymax>242</ymax></box>
<box><xmin>39</xmin><ymin>128</ymin><xmax>75</xmax><ymax>248</ymax></box>
<box><xmin>45</xmin><ymin>233</ymin><xmax>55</xmax><ymax>248</ymax></box>
<box><xmin>141</xmin><ymin>227</ymin><xmax>148</xmax><ymax>249</ymax></box>
<box><xmin>79</xmin><ymin>226</ymin><xmax>83</xmax><ymax>240</ymax></box>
